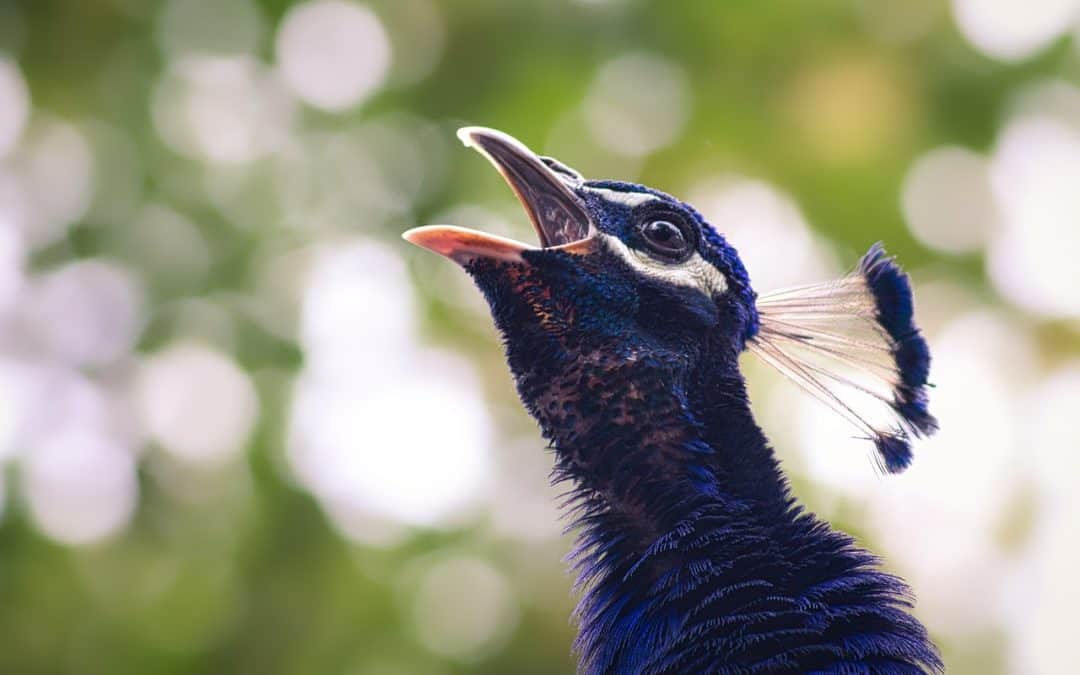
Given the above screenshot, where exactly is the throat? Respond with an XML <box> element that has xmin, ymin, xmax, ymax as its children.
<box><xmin>526</xmin><ymin>346</ymin><xmax>787</xmax><ymax>527</ymax></box>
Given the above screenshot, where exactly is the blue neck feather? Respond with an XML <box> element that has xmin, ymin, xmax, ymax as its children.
<box><xmin>516</xmin><ymin>335</ymin><xmax>942</xmax><ymax>674</ymax></box>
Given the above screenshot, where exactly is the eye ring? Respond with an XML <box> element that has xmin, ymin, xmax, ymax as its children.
<box><xmin>639</xmin><ymin>218</ymin><xmax>694</xmax><ymax>262</ymax></box>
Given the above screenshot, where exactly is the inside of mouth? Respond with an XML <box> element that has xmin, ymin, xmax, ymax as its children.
<box><xmin>530</xmin><ymin>193</ymin><xmax>592</xmax><ymax>247</ymax></box>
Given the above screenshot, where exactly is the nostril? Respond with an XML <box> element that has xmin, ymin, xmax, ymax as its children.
<box><xmin>540</xmin><ymin>156</ymin><xmax>584</xmax><ymax>182</ymax></box>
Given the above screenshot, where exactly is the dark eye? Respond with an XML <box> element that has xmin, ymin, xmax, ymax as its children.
<box><xmin>641</xmin><ymin>220</ymin><xmax>692</xmax><ymax>260</ymax></box>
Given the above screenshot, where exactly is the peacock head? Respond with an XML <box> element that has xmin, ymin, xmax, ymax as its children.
<box><xmin>406</xmin><ymin>128</ymin><xmax>759</xmax><ymax>373</ymax></box>
<box><xmin>406</xmin><ymin>127</ymin><xmax>936</xmax><ymax>472</ymax></box>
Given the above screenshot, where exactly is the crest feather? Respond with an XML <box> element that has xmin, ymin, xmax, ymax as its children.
<box><xmin>749</xmin><ymin>243</ymin><xmax>936</xmax><ymax>473</ymax></box>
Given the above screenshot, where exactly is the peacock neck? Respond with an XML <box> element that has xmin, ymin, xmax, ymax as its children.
<box><xmin>519</xmin><ymin>342</ymin><xmax>941</xmax><ymax>674</ymax></box>
<box><xmin>528</xmin><ymin>340</ymin><xmax>791</xmax><ymax>535</ymax></box>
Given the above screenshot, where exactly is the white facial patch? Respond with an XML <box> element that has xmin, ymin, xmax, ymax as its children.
<box><xmin>602</xmin><ymin>234</ymin><xmax>729</xmax><ymax>297</ymax></box>
<box><xmin>589</xmin><ymin>188</ymin><xmax>659</xmax><ymax>209</ymax></box>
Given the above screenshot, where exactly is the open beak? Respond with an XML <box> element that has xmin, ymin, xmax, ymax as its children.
<box><xmin>403</xmin><ymin>127</ymin><xmax>596</xmax><ymax>264</ymax></box>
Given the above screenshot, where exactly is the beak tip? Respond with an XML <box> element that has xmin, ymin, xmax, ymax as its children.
<box><xmin>402</xmin><ymin>225</ymin><xmax>445</xmax><ymax>255</ymax></box>
<box><xmin>457</xmin><ymin>126</ymin><xmax>501</xmax><ymax>150</ymax></box>
<box><xmin>401</xmin><ymin>228</ymin><xmax>426</xmax><ymax>253</ymax></box>
<box><xmin>456</xmin><ymin>126</ymin><xmax>478</xmax><ymax>147</ymax></box>
<box><xmin>456</xmin><ymin>126</ymin><xmax>527</xmax><ymax>155</ymax></box>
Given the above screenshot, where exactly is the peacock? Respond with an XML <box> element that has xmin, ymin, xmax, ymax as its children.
<box><xmin>404</xmin><ymin>128</ymin><xmax>941</xmax><ymax>674</ymax></box>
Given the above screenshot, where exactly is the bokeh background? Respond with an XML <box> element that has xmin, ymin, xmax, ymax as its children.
<box><xmin>0</xmin><ymin>0</ymin><xmax>1078</xmax><ymax>673</ymax></box>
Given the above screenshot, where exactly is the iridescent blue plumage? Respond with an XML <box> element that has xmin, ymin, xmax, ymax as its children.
<box><xmin>405</xmin><ymin>128</ymin><xmax>941</xmax><ymax>674</ymax></box>
<box><xmin>860</xmin><ymin>244</ymin><xmax>937</xmax><ymax>471</ymax></box>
